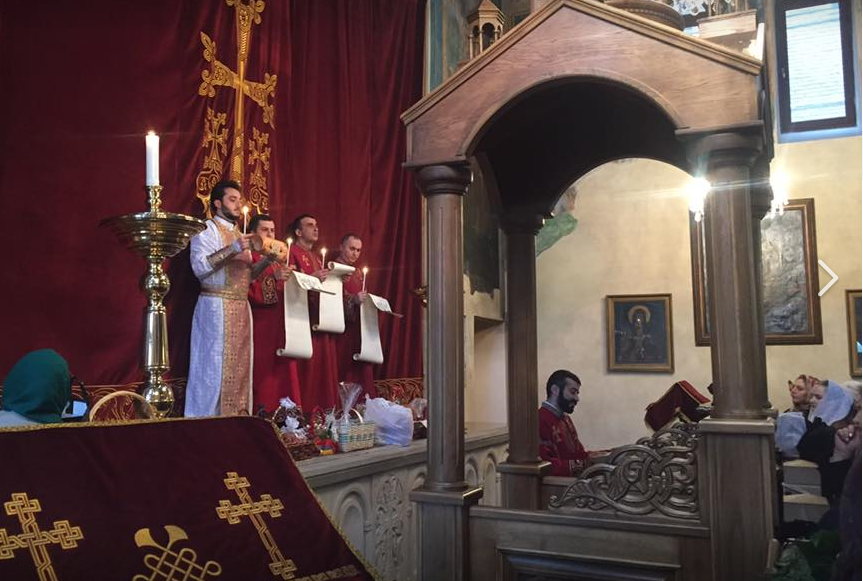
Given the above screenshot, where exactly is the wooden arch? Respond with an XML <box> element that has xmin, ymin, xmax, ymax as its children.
<box><xmin>403</xmin><ymin>2</ymin><xmax>774</xmax><ymax>580</ymax></box>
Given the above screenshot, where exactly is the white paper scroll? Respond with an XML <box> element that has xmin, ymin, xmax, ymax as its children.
<box><xmin>276</xmin><ymin>272</ymin><xmax>324</xmax><ymax>360</ymax></box>
<box><xmin>354</xmin><ymin>293</ymin><xmax>401</xmax><ymax>364</ymax></box>
<box><xmin>313</xmin><ymin>261</ymin><xmax>355</xmax><ymax>333</ymax></box>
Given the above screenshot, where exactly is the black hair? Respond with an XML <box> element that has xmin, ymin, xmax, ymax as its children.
<box><xmin>546</xmin><ymin>369</ymin><xmax>581</xmax><ymax>398</ymax></box>
<box><xmin>209</xmin><ymin>180</ymin><xmax>241</xmax><ymax>211</ymax></box>
<box><xmin>290</xmin><ymin>213</ymin><xmax>316</xmax><ymax>238</ymax></box>
<box><xmin>340</xmin><ymin>232</ymin><xmax>361</xmax><ymax>246</ymax></box>
<box><xmin>249</xmin><ymin>214</ymin><xmax>273</xmax><ymax>233</ymax></box>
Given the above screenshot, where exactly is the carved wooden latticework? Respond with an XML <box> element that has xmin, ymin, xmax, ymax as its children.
<box><xmin>548</xmin><ymin>423</ymin><xmax>699</xmax><ymax>519</ymax></box>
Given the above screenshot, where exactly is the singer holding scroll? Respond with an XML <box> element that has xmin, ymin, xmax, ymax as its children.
<box><xmin>334</xmin><ymin>233</ymin><xmax>376</xmax><ymax>398</ymax></box>
<box><xmin>288</xmin><ymin>214</ymin><xmax>339</xmax><ymax>411</ymax></box>
<box><xmin>247</xmin><ymin>214</ymin><xmax>302</xmax><ymax>414</ymax></box>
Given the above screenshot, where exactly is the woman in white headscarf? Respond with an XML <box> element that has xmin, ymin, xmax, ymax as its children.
<box><xmin>798</xmin><ymin>380</ymin><xmax>857</xmax><ymax>502</ymax></box>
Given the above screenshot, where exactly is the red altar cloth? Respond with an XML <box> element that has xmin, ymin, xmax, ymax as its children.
<box><xmin>0</xmin><ymin>417</ymin><xmax>376</xmax><ymax>581</ymax></box>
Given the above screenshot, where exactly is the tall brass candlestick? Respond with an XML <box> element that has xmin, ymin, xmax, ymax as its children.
<box><xmin>101</xmin><ymin>185</ymin><xmax>206</xmax><ymax>417</ymax></box>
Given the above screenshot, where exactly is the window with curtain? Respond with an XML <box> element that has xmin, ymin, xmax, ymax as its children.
<box><xmin>775</xmin><ymin>0</ymin><xmax>858</xmax><ymax>134</ymax></box>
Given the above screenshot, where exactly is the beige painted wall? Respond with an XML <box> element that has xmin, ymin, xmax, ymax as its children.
<box><xmin>533</xmin><ymin>137</ymin><xmax>861</xmax><ymax>450</ymax></box>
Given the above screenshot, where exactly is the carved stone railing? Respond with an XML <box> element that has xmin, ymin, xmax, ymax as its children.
<box><xmin>548</xmin><ymin>423</ymin><xmax>699</xmax><ymax>519</ymax></box>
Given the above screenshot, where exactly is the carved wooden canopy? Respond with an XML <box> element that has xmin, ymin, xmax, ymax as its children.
<box><xmin>402</xmin><ymin>0</ymin><xmax>766</xmax><ymax>215</ymax></box>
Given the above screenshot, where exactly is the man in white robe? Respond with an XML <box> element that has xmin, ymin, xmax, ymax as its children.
<box><xmin>185</xmin><ymin>180</ymin><xmax>255</xmax><ymax>417</ymax></box>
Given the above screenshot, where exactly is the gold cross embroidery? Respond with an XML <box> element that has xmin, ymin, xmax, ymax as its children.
<box><xmin>215</xmin><ymin>472</ymin><xmax>296</xmax><ymax>579</ymax></box>
<box><xmin>133</xmin><ymin>525</ymin><xmax>222</xmax><ymax>581</ymax></box>
<box><xmin>197</xmin><ymin>0</ymin><xmax>277</xmax><ymax>214</ymax></box>
<box><xmin>0</xmin><ymin>492</ymin><xmax>84</xmax><ymax>581</ymax></box>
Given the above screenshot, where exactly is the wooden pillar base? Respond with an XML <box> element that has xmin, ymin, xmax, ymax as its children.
<box><xmin>410</xmin><ymin>486</ymin><xmax>483</xmax><ymax>581</ymax></box>
<box><xmin>498</xmin><ymin>460</ymin><xmax>552</xmax><ymax>510</ymax></box>
<box><xmin>699</xmin><ymin>418</ymin><xmax>775</xmax><ymax>580</ymax></box>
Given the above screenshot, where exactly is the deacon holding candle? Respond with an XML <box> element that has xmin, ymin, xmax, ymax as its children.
<box><xmin>247</xmin><ymin>214</ymin><xmax>302</xmax><ymax>414</ymax></box>
<box><xmin>288</xmin><ymin>214</ymin><xmax>339</xmax><ymax>410</ymax></box>
<box><xmin>334</xmin><ymin>233</ymin><xmax>376</xmax><ymax>397</ymax></box>
<box><xmin>185</xmin><ymin>180</ymin><xmax>256</xmax><ymax>418</ymax></box>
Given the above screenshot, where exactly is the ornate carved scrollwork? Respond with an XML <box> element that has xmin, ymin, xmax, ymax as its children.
<box><xmin>548</xmin><ymin>424</ymin><xmax>699</xmax><ymax>519</ymax></box>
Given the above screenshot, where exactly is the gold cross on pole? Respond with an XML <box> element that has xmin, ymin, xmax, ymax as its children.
<box><xmin>0</xmin><ymin>492</ymin><xmax>84</xmax><ymax>581</ymax></box>
<box><xmin>215</xmin><ymin>472</ymin><xmax>296</xmax><ymax>579</ymax></box>
<box><xmin>198</xmin><ymin>0</ymin><xmax>277</xmax><ymax>213</ymax></box>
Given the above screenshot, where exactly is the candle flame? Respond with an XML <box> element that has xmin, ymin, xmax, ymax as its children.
<box><xmin>242</xmin><ymin>205</ymin><xmax>249</xmax><ymax>214</ymax></box>
<box><xmin>363</xmin><ymin>266</ymin><xmax>368</xmax><ymax>274</ymax></box>
<box><xmin>146</xmin><ymin>130</ymin><xmax>156</xmax><ymax>137</ymax></box>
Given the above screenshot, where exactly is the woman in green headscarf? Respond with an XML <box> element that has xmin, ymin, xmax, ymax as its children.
<box><xmin>0</xmin><ymin>349</ymin><xmax>71</xmax><ymax>427</ymax></box>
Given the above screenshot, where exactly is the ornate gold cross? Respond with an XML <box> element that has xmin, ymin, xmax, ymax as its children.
<box><xmin>215</xmin><ymin>472</ymin><xmax>296</xmax><ymax>579</ymax></box>
<box><xmin>0</xmin><ymin>492</ymin><xmax>84</xmax><ymax>581</ymax></box>
<box><xmin>133</xmin><ymin>525</ymin><xmax>222</xmax><ymax>581</ymax></box>
<box><xmin>197</xmin><ymin>0</ymin><xmax>277</xmax><ymax>214</ymax></box>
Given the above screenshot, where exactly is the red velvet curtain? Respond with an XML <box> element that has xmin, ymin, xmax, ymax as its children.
<box><xmin>0</xmin><ymin>1</ymin><xmax>425</xmax><ymax>385</ymax></box>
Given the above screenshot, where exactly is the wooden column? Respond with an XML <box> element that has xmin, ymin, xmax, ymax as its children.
<box><xmin>684</xmin><ymin>127</ymin><xmax>775</xmax><ymax>581</ymax></box>
<box><xmin>409</xmin><ymin>163</ymin><xmax>483</xmax><ymax>581</ymax></box>
<box><xmin>498</xmin><ymin>212</ymin><xmax>551</xmax><ymax>509</ymax></box>
<box><xmin>750</xmin><ymin>156</ymin><xmax>773</xmax><ymax>413</ymax></box>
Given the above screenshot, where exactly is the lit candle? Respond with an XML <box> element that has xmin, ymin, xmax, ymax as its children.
<box><xmin>362</xmin><ymin>266</ymin><xmax>368</xmax><ymax>293</ymax></box>
<box><xmin>286</xmin><ymin>237</ymin><xmax>293</xmax><ymax>254</ymax></box>
<box><xmin>320</xmin><ymin>247</ymin><xmax>327</xmax><ymax>268</ymax></box>
<box><xmin>242</xmin><ymin>205</ymin><xmax>249</xmax><ymax>235</ymax></box>
<box><xmin>145</xmin><ymin>131</ymin><xmax>159</xmax><ymax>186</ymax></box>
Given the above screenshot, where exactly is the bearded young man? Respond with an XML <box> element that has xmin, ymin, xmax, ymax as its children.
<box><xmin>185</xmin><ymin>180</ymin><xmax>254</xmax><ymax>417</ymax></box>
<box><xmin>539</xmin><ymin>369</ymin><xmax>590</xmax><ymax>476</ymax></box>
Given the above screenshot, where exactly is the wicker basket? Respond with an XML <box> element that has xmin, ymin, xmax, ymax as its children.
<box><xmin>280</xmin><ymin>431</ymin><xmax>319</xmax><ymax>461</ymax></box>
<box><xmin>333</xmin><ymin>409</ymin><xmax>376</xmax><ymax>452</ymax></box>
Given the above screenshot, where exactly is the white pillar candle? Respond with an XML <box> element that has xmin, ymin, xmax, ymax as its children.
<box><xmin>145</xmin><ymin>131</ymin><xmax>159</xmax><ymax>186</ymax></box>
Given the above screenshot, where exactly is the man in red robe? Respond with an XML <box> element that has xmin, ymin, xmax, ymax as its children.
<box><xmin>333</xmin><ymin>233</ymin><xmax>376</xmax><ymax>398</ymax></box>
<box><xmin>539</xmin><ymin>369</ymin><xmax>590</xmax><ymax>476</ymax></box>
<box><xmin>247</xmin><ymin>214</ymin><xmax>302</xmax><ymax>414</ymax></box>
<box><xmin>288</xmin><ymin>214</ymin><xmax>339</xmax><ymax>411</ymax></box>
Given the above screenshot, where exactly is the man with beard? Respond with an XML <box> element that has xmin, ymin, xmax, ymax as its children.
<box><xmin>288</xmin><ymin>214</ymin><xmax>339</xmax><ymax>411</ymax></box>
<box><xmin>185</xmin><ymin>180</ymin><xmax>254</xmax><ymax>417</ymax></box>
<box><xmin>539</xmin><ymin>369</ymin><xmax>590</xmax><ymax>476</ymax></box>
<box><xmin>247</xmin><ymin>214</ymin><xmax>302</xmax><ymax>414</ymax></box>
<box><xmin>333</xmin><ymin>233</ymin><xmax>376</xmax><ymax>398</ymax></box>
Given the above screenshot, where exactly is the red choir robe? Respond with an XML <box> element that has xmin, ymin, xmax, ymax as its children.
<box><xmin>333</xmin><ymin>259</ymin><xmax>376</xmax><ymax>398</ymax></box>
<box><xmin>539</xmin><ymin>402</ymin><xmax>589</xmax><ymax>476</ymax></box>
<box><xmin>289</xmin><ymin>244</ymin><xmax>339</xmax><ymax>411</ymax></box>
<box><xmin>248</xmin><ymin>252</ymin><xmax>302</xmax><ymax>414</ymax></box>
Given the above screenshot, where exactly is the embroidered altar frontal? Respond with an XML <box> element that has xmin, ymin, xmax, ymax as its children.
<box><xmin>0</xmin><ymin>417</ymin><xmax>376</xmax><ymax>581</ymax></box>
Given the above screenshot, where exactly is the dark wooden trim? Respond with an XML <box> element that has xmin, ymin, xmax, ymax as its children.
<box><xmin>774</xmin><ymin>0</ymin><xmax>857</xmax><ymax>134</ymax></box>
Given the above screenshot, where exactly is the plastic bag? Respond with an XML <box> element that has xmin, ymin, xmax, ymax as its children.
<box><xmin>364</xmin><ymin>396</ymin><xmax>414</xmax><ymax>446</ymax></box>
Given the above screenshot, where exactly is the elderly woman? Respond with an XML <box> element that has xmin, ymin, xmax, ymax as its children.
<box><xmin>0</xmin><ymin>349</ymin><xmax>71</xmax><ymax>427</ymax></box>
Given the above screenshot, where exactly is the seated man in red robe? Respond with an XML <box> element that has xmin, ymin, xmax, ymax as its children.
<box><xmin>333</xmin><ymin>233</ymin><xmax>376</xmax><ymax>398</ymax></box>
<box><xmin>247</xmin><ymin>214</ymin><xmax>302</xmax><ymax>414</ymax></box>
<box><xmin>288</xmin><ymin>213</ymin><xmax>339</xmax><ymax>411</ymax></box>
<box><xmin>539</xmin><ymin>369</ymin><xmax>590</xmax><ymax>476</ymax></box>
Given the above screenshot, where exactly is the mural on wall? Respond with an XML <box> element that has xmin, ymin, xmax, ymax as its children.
<box><xmin>606</xmin><ymin>294</ymin><xmax>675</xmax><ymax>373</ymax></box>
<box><xmin>536</xmin><ymin>185</ymin><xmax>578</xmax><ymax>256</ymax></box>
<box><xmin>691</xmin><ymin>198</ymin><xmax>823</xmax><ymax>345</ymax></box>
<box><xmin>464</xmin><ymin>161</ymin><xmax>501</xmax><ymax>295</ymax></box>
